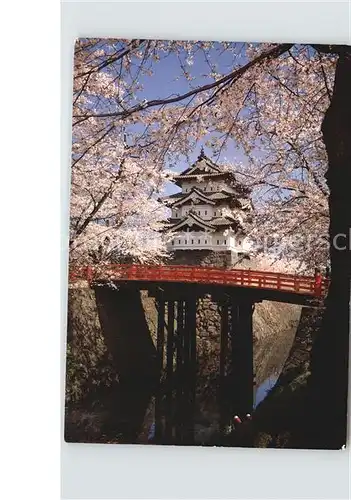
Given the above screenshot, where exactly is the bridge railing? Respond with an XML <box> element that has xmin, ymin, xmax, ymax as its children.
<box><xmin>68</xmin><ymin>264</ymin><xmax>330</xmax><ymax>297</ymax></box>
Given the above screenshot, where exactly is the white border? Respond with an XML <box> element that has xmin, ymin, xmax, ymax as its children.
<box><xmin>61</xmin><ymin>2</ymin><xmax>351</xmax><ymax>499</ymax></box>
<box><xmin>2</xmin><ymin>0</ymin><xmax>60</xmax><ymax>499</ymax></box>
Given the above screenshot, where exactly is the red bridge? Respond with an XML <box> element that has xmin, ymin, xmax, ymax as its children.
<box><xmin>69</xmin><ymin>263</ymin><xmax>328</xmax><ymax>300</ymax></box>
<box><xmin>68</xmin><ymin>263</ymin><xmax>329</xmax><ymax>444</ymax></box>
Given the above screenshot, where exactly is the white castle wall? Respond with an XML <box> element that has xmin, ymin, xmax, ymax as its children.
<box><xmin>172</xmin><ymin>205</ymin><xmax>225</xmax><ymax>220</ymax></box>
<box><xmin>168</xmin><ymin>174</ymin><xmax>251</xmax><ymax>256</ymax></box>
<box><xmin>168</xmin><ymin>231</ymin><xmax>247</xmax><ymax>252</ymax></box>
<box><xmin>181</xmin><ymin>181</ymin><xmax>234</xmax><ymax>193</ymax></box>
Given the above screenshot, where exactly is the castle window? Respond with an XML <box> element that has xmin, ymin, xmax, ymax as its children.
<box><xmin>198</xmin><ymin>239</ymin><xmax>200</xmax><ymax>244</ymax></box>
<box><xmin>172</xmin><ymin>241</ymin><xmax>174</xmax><ymax>245</ymax></box>
<box><xmin>205</xmin><ymin>240</ymin><xmax>207</xmax><ymax>244</ymax></box>
<box><xmin>217</xmin><ymin>240</ymin><xmax>220</xmax><ymax>245</ymax></box>
<box><xmin>214</xmin><ymin>211</ymin><xmax>217</xmax><ymax>216</ymax></box>
<box><xmin>224</xmin><ymin>240</ymin><xmax>227</xmax><ymax>244</ymax></box>
<box><xmin>178</xmin><ymin>239</ymin><xmax>181</xmax><ymax>244</ymax></box>
<box><xmin>191</xmin><ymin>239</ymin><xmax>194</xmax><ymax>244</ymax></box>
<box><xmin>184</xmin><ymin>240</ymin><xmax>187</xmax><ymax>244</ymax></box>
<box><xmin>175</xmin><ymin>212</ymin><xmax>178</xmax><ymax>217</ymax></box>
<box><xmin>198</xmin><ymin>211</ymin><xmax>200</xmax><ymax>215</ymax></box>
<box><xmin>205</xmin><ymin>210</ymin><xmax>207</xmax><ymax>215</ymax></box>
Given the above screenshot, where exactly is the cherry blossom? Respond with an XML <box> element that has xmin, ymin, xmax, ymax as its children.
<box><xmin>70</xmin><ymin>40</ymin><xmax>336</xmax><ymax>270</ymax></box>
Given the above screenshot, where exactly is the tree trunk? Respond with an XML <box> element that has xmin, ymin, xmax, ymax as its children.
<box><xmin>307</xmin><ymin>48</ymin><xmax>351</xmax><ymax>449</ymax></box>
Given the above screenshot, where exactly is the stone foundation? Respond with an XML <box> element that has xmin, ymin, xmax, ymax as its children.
<box><xmin>166</xmin><ymin>249</ymin><xmax>250</xmax><ymax>268</ymax></box>
<box><xmin>196</xmin><ymin>296</ymin><xmax>221</xmax><ymax>399</ymax></box>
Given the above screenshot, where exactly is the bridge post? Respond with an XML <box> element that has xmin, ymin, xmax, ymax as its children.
<box><xmin>229</xmin><ymin>298</ymin><xmax>254</xmax><ymax>418</ymax></box>
<box><xmin>165</xmin><ymin>300</ymin><xmax>175</xmax><ymax>442</ymax></box>
<box><xmin>155</xmin><ymin>299</ymin><xmax>165</xmax><ymax>442</ymax></box>
<box><xmin>314</xmin><ymin>268</ymin><xmax>322</xmax><ymax>297</ymax></box>
<box><xmin>182</xmin><ymin>298</ymin><xmax>197</xmax><ymax>444</ymax></box>
<box><xmin>219</xmin><ymin>300</ymin><xmax>230</xmax><ymax>434</ymax></box>
<box><xmin>154</xmin><ymin>293</ymin><xmax>198</xmax><ymax>445</ymax></box>
<box><xmin>175</xmin><ymin>300</ymin><xmax>185</xmax><ymax>443</ymax></box>
<box><xmin>93</xmin><ymin>285</ymin><xmax>158</xmax><ymax>443</ymax></box>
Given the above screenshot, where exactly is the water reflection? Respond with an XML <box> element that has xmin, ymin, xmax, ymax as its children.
<box><xmin>148</xmin><ymin>422</ymin><xmax>156</xmax><ymax>441</ymax></box>
<box><xmin>254</xmin><ymin>374</ymin><xmax>279</xmax><ymax>408</ymax></box>
<box><xmin>145</xmin><ymin>373</ymin><xmax>279</xmax><ymax>444</ymax></box>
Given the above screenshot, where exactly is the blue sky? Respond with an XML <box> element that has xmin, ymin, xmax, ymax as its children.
<box><xmin>128</xmin><ymin>43</ymin><xmax>308</xmax><ymax>201</ymax></box>
<box><xmin>79</xmin><ymin>41</ymin><xmax>312</xmax><ymax>202</ymax></box>
<box><xmin>127</xmin><ymin>42</ymin><xmax>250</xmax><ymax>195</ymax></box>
<box><xmin>81</xmin><ymin>40</ymin><xmax>294</xmax><ymax>201</ymax></box>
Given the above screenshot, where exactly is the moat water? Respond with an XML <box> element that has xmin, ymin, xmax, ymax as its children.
<box><xmin>146</xmin><ymin>373</ymin><xmax>280</xmax><ymax>443</ymax></box>
<box><xmin>254</xmin><ymin>374</ymin><xmax>279</xmax><ymax>408</ymax></box>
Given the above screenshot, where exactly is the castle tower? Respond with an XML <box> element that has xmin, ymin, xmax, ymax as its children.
<box><xmin>163</xmin><ymin>149</ymin><xmax>253</xmax><ymax>266</ymax></box>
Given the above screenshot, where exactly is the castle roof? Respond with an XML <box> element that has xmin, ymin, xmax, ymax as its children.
<box><xmin>174</xmin><ymin>171</ymin><xmax>230</xmax><ymax>186</ymax></box>
<box><xmin>178</xmin><ymin>149</ymin><xmax>222</xmax><ymax>176</ymax></box>
<box><xmin>167</xmin><ymin>210</ymin><xmax>244</xmax><ymax>233</ymax></box>
<box><xmin>173</xmin><ymin>150</ymin><xmax>233</xmax><ymax>186</ymax></box>
<box><xmin>211</xmin><ymin>216</ymin><xmax>237</xmax><ymax>227</ymax></box>
<box><xmin>163</xmin><ymin>187</ymin><xmax>249</xmax><ymax>209</ymax></box>
<box><xmin>169</xmin><ymin>187</ymin><xmax>217</xmax><ymax>207</ymax></box>
<box><xmin>168</xmin><ymin>212</ymin><xmax>216</xmax><ymax>232</ymax></box>
<box><xmin>172</xmin><ymin>151</ymin><xmax>251</xmax><ymax>198</ymax></box>
<box><xmin>209</xmin><ymin>192</ymin><xmax>231</xmax><ymax>201</ymax></box>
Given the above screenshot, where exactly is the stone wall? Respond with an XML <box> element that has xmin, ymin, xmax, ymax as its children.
<box><xmin>195</xmin><ymin>295</ymin><xmax>222</xmax><ymax>426</ymax></box>
<box><xmin>65</xmin><ymin>286</ymin><xmax>118</xmax><ymax>405</ymax></box>
<box><xmin>65</xmin><ymin>285</ymin><xmax>159</xmax><ymax>443</ymax></box>
<box><xmin>166</xmin><ymin>249</ymin><xmax>250</xmax><ymax>268</ymax></box>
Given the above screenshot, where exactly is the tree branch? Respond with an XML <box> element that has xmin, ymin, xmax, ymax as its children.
<box><xmin>74</xmin><ymin>39</ymin><xmax>146</xmax><ymax>80</ymax></box>
<box><xmin>73</xmin><ymin>43</ymin><xmax>293</xmax><ymax>126</ymax></box>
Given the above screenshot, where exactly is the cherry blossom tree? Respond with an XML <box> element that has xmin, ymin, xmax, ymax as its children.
<box><xmin>70</xmin><ymin>39</ymin><xmax>342</xmax><ymax>272</ymax></box>
<box><xmin>70</xmin><ymin>38</ymin><xmax>351</xmax><ymax>449</ymax></box>
<box><xmin>69</xmin><ymin>131</ymin><xmax>173</xmax><ymax>264</ymax></box>
<box><xmin>70</xmin><ymin>39</ymin><xmax>177</xmax><ymax>264</ymax></box>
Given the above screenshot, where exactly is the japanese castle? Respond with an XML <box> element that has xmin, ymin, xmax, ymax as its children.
<box><xmin>163</xmin><ymin>149</ymin><xmax>253</xmax><ymax>258</ymax></box>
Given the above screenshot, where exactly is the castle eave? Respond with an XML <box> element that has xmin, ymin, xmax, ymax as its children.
<box><xmin>174</xmin><ymin>172</ymin><xmax>230</xmax><ymax>186</ymax></box>
<box><xmin>170</xmin><ymin>187</ymin><xmax>217</xmax><ymax>207</ymax></box>
<box><xmin>168</xmin><ymin>212</ymin><xmax>215</xmax><ymax>232</ymax></box>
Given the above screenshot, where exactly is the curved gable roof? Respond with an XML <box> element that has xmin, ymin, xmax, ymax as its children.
<box><xmin>171</xmin><ymin>187</ymin><xmax>216</xmax><ymax>207</ymax></box>
<box><xmin>177</xmin><ymin>151</ymin><xmax>222</xmax><ymax>177</ymax></box>
<box><xmin>168</xmin><ymin>212</ymin><xmax>215</xmax><ymax>232</ymax></box>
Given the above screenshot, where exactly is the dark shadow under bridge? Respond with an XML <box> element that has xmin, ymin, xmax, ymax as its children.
<box><xmin>69</xmin><ymin>264</ymin><xmax>328</xmax><ymax>445</ymax></box>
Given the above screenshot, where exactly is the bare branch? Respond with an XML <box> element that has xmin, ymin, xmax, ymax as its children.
<box><xmin>73</xmin><ymin>43</ymin><xmax>293</xmax><ymax>125</ymax></box>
